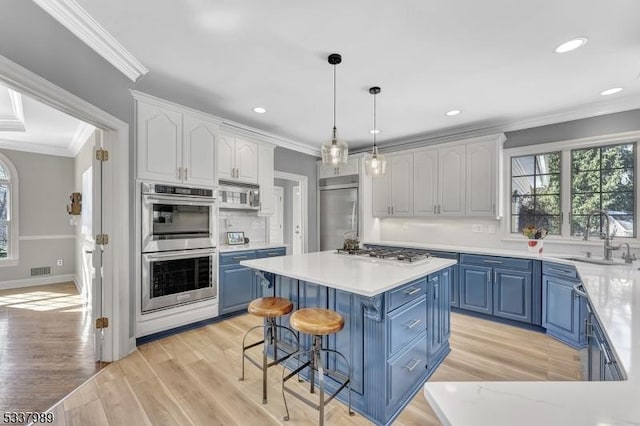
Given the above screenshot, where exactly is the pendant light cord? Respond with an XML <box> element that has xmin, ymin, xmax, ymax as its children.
<box><xmin>373</xmin><ymin>91</ymin><xmax>377</xmax><ymax>149</ymax></box>
<box><xmin>332</xmin><ymin>63</ymin><xmax>337</xmax><ymax>141</ymax></box>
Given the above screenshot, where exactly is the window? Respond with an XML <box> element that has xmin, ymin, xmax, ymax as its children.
<box><xmin>0</xmin><ymin>153</ymin><xmax>17</xmax><ymax>262</ymax></box>
<box><xmin>509</xmin><ymin>139</ymin><xmax>637</xmax><ymax>240</ymax></box>
<box><xmin>0</xmin><ymin>160</ymin><xmax>10</xmax><ymax>258</ymax></box>
<box><xmin>511</xmin><ymin>152</ymin><xmax>561</xmax><ymax>235</ymax></box>
<box><xmin>571</xmin><ymin>143</ymin><xmax>635</xmax><ymax>238</ymax></box>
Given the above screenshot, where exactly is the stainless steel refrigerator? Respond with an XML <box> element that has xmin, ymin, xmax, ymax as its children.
<box><xmin>319</xmin><ymin>175</ymin><xmax>359</xmax><ymax>251</ymax></box>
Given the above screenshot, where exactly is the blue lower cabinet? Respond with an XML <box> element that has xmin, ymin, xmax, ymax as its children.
<box><xmin>387</xmin><ymin>333</ymin><xmax>428</xmax><ymax>407</ymax></box>
<box><xmin>256</xmin><ymin>247</ymin><xmax>286</xmax><ymax>258</ymax></box>
<box><xmin>219</xmin><ymin>265</ymin><xmax>255</xmax><ymax>315</ymax></box>
<box><xmin>459</xmin><ymin>265</ymin><xmax>493</xmax><ymax>314</ymax></box>
<box><xmin>449</xmin><ymin>265</ymin><xmax>459</xmax><ymax>308</ymax></box>
<box><xmin>493</xmin><ymin>268</ymin><xmax>532</xmax><ymax>323</ymax></box>
<box><xmin>542</xmin><ymin>274</ymin><xmax>585</xmax><ymax>348</ymax></box>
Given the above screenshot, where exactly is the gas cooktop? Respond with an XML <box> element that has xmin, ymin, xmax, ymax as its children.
<box><xmin>335</xmin><ymin>246</ymin><xmax>430</xmax><ymax>264</ymax></box>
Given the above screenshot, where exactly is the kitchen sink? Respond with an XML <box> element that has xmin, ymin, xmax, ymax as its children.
<box><xmin>563</xmin><ymin>256</ymin><xmax>630</xmax><ymax>266</ymax></box>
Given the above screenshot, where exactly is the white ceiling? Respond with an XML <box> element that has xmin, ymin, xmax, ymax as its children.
<box><xmin>75</xmin><ymin>0</ymin><xmax>640</xmax><ymax>152</ymax></box>
<box><xmin>0</xmin><ymin>83</ymin><xmax>94</xmax><ymax>157</ymax></box>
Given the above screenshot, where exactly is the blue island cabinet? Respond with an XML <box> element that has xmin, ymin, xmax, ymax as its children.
<box><xmin>263</xmin><ymin>266</ymin><xmax>453</xmax><ymax>425</ymax></box>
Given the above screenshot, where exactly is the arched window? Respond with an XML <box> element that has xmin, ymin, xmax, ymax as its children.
<box><xmin>0</xmin><ymin>153</ymin><xmax>18</xmax><ymax>264</ymax></box>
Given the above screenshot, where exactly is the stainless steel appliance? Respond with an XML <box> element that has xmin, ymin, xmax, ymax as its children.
<box><xmin>141</xmin><ymin>248</ymin><xmax>216</xmax><ymax>312</ymax></box>
<box><xmin>319</xmin><ymin>175</ymin><xmax>358</xmax><ymax>251</ymax></box>
<box><xmin>141</xmin><ymin>182</ymin><xmax>216</xmax><ymax>252</ymax></box>
<box><xmin>335</xmin><ymin>246</ymin><xmax>430</xmax><ymax>264</ymax></box>
<box><xmin>141</xmin><ymin>182</ymin><xmax>217</xmax><ymax>313</ymax></box>
<box><xmin>218</xmin><ymin>180</ymin><xmax>260</xmax><ymax>210</ymax></box>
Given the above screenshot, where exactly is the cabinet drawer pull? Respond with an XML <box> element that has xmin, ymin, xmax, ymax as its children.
<box><xmin>403</xmin><ymin>358</ymin><xmax>421</xmax><ymax>372</ymax></box>
<box><xmin>403</xmin><ymin>287</ymin><xmax>421</xmax><ymax>295</ymax></box>
<box><xmin>483</xmin><ymin>260</ymin><xmax>502</xmax><ymax>264</ymax></box>
<box><xmin>267</xmin><ymin>252</ymin><xmax>280</xmax><ymax>256</ymax></box>
<box><xmin>403</xmin><ymin>319</ymin><xmax>421</xmax><ymax>329</ymax></box>
<box><xmin>233</xmin><ymin>256</ymin><xmax>248</xmax><ymax>260</ymax></box>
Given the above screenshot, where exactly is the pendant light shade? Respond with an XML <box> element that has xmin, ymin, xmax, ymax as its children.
<box><xmin>364</xmin><ymin>86</ymin><xmax>386</xmax><ymax>176</ymax></box>
<box><xmin>321</xmin><ymin>54</ymin><xmax>349</xmax><ymax>165</ymax></box>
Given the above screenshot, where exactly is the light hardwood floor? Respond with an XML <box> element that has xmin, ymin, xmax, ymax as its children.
<box><xmin>0</xmin><ymin>282</ymin><xmax>98</xmax><ymax>416</ymax></box>
<box><xmin>47</xmin><ymin>312</ymin><xmax>581</xmax><ymax>426</ymax></box>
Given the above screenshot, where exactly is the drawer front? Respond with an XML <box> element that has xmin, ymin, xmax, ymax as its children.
<box><xmin>388</xmin><ymin>278</ymin><xmax>427</xmax><ymax>312</ymax></box>
<box><xmin>389</xmin><ymin>296</ymin><xmax>427</xmax><ymax>355</ymax></box>
<box><xmin>388</xmin><ymin>333</ymin><xmax>428</xmax><ymax>406</ymax></box>
<box><xmin>461</xmin><ymin>254</ymin><xmax>532</xmax><ymax>271</ymax></box>
<box><xmin>256</xmin><ymin>247</ymin><xmax>286</xmax><ymax>258</ymax></box>
<box><xmin>427</xmin><ymin>250</ymin><xmax>459</xmax><ymax>260</ymax></box>
<box><xmin>542</xmin><ymin>262</ymin><xmax>578</xmax><ymax>280</ymax></box>
<box><xmin>219</xmin><ymin>250</ymin><xmax>257</xmax><ymax>265</ymax></box>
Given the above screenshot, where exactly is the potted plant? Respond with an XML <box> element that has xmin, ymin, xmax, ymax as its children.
<box><xmin>522</xmin><ymin>225</ymin><xmax>547</xmax><ymax>255</ymax></box>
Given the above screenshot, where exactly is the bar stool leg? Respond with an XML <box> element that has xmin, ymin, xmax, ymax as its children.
<box><xmin>315</xmin><ymin>336</ymin><xmax>325</xmax><ymax>426</ymax></box>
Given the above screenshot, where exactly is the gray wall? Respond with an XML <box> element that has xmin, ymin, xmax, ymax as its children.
<box><xmin>505</xmin><ymin>109</ymin><xmax>640</xmax><ymax>148</ymax></box>
<box><xmin>0</xmin><ymin>149</ymin><xmax>75</xmax><ymax>282</ymax></box>
<box><xmin>274</xmin><ymin>147</ymin><xmax>320</xmax><ymax>252</ymax></box>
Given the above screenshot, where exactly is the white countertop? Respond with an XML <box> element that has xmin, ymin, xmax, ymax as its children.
<box><xmin>240</xmin><ymin>251</ymin><xmax>456</xmax><ymax>297</ymax></box>
<box><xmin>389</xmin><ymin>239</ymin><xmax>640</xmax><ymax>425</ymax></box>
<box><xmin>218</xmin><ymin>242</ymin><xmax>287</xmax><ymax>253</ymax></box>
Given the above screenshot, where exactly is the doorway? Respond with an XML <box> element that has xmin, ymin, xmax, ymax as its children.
<box><xmin>273</xmin><ymin>171</ymin><xmax>308</xmax><ymax>254</ymax></box>
<box><xmin>0</xmin><ymin>54</ymin><xmax>131</xmax><ymax>364</ymax></box>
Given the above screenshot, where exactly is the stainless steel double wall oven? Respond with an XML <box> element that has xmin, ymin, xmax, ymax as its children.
<box><xmin>141</xmin><ymin>182</ymin><xmax>217</xmax><ymax>312</ymax></box>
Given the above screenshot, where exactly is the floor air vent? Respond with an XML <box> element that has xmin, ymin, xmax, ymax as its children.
<box><xmin>30</xmin><ymin>266</ymin><xmax>51</xmax><ymax>276</ymax></box>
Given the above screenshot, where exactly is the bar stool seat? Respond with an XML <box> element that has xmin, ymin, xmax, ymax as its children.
<box><xmin>249</xmin><ymin>297</ymin><xmax>293</xmax><ymax>318</ymax></box>
<box><xmin>282</xmin><ymin>308</ymin><xmax>354</xmax><ymax>425</ymax></box>
<box><xmin>240</xmin><ymin>297</ymin><xmax>299</xmax><ymax>404</ymax></box>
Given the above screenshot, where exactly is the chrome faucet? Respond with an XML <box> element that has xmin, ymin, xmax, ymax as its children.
<box><xmin>583</xmin><ymin>210</ymin><xmax>620</xmax><ymax>261</ymax></box>
<box><xmin>619</xmin><ymin>242</ymin><xmax>636</xmax><ymax>264</ymax></box>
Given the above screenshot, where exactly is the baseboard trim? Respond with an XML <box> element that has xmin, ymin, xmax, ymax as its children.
<box><xmin>0</xmin><ymin>274</ymin><xmax>76</xmax><ymax>290</ymax></box>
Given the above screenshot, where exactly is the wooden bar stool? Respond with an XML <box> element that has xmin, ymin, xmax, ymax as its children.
<box><xmin>281</xmin><ymin>308</ymin><xmax>354</xmax><ymax>425</ymax></box>
<box><xmin>240</xmin><ymin>296</ymin><xmax>299</xmax><ymax>404</ymax></box>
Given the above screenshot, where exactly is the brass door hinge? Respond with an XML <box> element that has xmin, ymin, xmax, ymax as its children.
<box><xmin>95</xmin><ymin>317</ymin><xmax>109</xmax><ymax>329</ymax></box>
<box><xmin>95</xmin><ymin>149</ymin><xmax>109</xmax><ymax>161</ymax></box>
<box><xmin>96</xmin><ymin>234</ymin><xmax>109</xmax><ymax>245</ymax></box>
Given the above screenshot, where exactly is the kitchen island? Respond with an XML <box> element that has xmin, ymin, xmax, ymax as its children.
<box><xmin>241</xmin><ymin>251</ymin><xmax>456</xmax><ymax>426</ymax></box>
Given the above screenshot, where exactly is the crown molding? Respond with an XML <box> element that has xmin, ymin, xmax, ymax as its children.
<box><xmin>0</xmin><ymin>88</ymin><xmax>25</xmax><ymax>132</ymax></box>
<box><xmin>353</xmin><ymin>95</ymin><xmax>640</xmax><ymax>154</ymax></box>
<box><xmin>131</xmin><ymin>90</ymin><xmax>321</xmax><ymax>157</ymax></box>
<box><xmin>33</xmin><ymin>0</ymin><xmax>148</xmax><ymax>82</ymax></box>
<box><xmin>68</xmin><ymin>122</ymin><xmax>96</xmax><ymax>156</ymax></box>
<box><xmin>0</xmin><ymin>138</ymin><xmax>72</xmax><ymax>157</ymax></box>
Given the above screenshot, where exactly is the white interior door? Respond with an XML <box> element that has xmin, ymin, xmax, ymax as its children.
<box><xmin>292</xmin><ymin>185</ymin><xmax>302</xmax><ymax>255</ymax></box>
<box><xmin>270</xmin><ymin>186</ymin><xmax>284</xmax><ymax>244</ymax></box>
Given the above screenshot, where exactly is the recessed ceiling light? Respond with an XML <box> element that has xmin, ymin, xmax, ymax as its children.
<box><xmin>555</xmin><ymin>37</ymin><xmax>588</xmax><ymax>53</ymax></box>
<box><xmin>253</xmin><ymin>107</ymin><xmax>266</xmax><ymax>114</ymax></box>
<box><xmin>600</xmin><ymin>87</ymin><xmax>623</xmax><ymax>96</ymax></box>
<box><xmin>369</xmin><ymin>129</ymin><xmax>380</xmax><ymax>134</ymax></box>
<box><xmin>445</xmin><ymin>110</ymin><xmax>462</xmax><ymax>116</ymax></box>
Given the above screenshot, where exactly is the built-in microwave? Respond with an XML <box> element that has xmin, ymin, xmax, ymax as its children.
<box><xmin>218</xmin><ymin>180</ymin><xmax>260</xmax><ymax>210</ymax></box>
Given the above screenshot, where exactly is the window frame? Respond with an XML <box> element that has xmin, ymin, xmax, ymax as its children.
<box><xmin>0</xmin><ymin>152</ymin><xmax>19</xmax><ymax>266</ymax></box>
<box><xmin>502</xmin><ymin>130</ymin><xmax>640</xmax><ymax>243</ymax></box>
<box><xmin>510</xmin><ymin>150</ymin><xmax>562</xmax><ymax>235</ymax></box>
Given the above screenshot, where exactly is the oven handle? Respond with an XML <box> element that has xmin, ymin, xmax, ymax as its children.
<box><xmin>144</xmin><ymin>248</ymin><xmax>216</xmax><ymax>261</ymax></box>
<box><xmin>143</xmin><ymin>194</ymin><xmax>216</xmax><ymax>206</ymax></box>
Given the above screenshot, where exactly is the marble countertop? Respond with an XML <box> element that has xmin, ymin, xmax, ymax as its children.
<box><xmin>218</xmin><ymin>242</ymin><xmax>287</xmax><ymax>253</ymax></box>
<box><xmin>381</xmin><ymin>239</ymin><xmax>640</xmax><ymax>425</ymax></box>
<box><xmin>240</xmin><ymin>251</ymin><xmax>456</xmax><ymax>297</ymax></box>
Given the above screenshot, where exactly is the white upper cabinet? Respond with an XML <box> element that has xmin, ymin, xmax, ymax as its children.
<box><xmin>258</xmin><ymin>143</ymin><xmax>275</xmax><ymax>215</ymax></box>
<box><xmin>183</xmin><ymin>114</ymin><xmax>217</xmax><ymax>186</ymax></box>
<box><xmin>318</xmin><ymin>157</ymin><xmax>360</xmax><ymax>178</ymax></box>
<box><xmin>136</xmin><ymin>98</ymin><xmax>217</xmax><ymax>187</ymax></box>
<box><xmin>466</xmin><ymin>139</ymin><xmax>497</xmax><ymax>216</ymax></box>
<box><xmin>371</xmin><ymin>153</ymin><xmax>413</xmax><ymax>217</ymax></box>
<box><xmin>137</xmin><ymin>101</ymin><xmax>182</xmax><ymax>183</ymax></box>
<box><xmin>438</xmin><ymin>144</ymin><xmax>466</xmax><ymax>216</ymax></box>
<box><xmin>389</xmin><ymin>154</ymin><xmax>414</xmax><ymax>216</ymax></box>
<box><xmin>217</xmin><ymin>135</ymin><xmax>258</xmax><ymax>184</ymax></box>
<box><xmin>413</xmin><ymin>148</ymin><xmax>439</xmax><ymax>216</ymax></box>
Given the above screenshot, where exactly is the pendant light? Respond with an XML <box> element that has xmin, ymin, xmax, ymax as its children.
<box><xmin>321</xmin><ymin>53</ymin><xmax>348</xmax><ymax>165</ymax></box>
<box><xmin>364</xmin><ymin>86</ymin><xmax>386</xmax><ymax>176</ymax></box>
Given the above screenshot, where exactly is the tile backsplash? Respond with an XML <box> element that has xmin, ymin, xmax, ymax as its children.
<box><xmin>218</xmin><ymin>211</ymin><xmax>267</xmax><ymax>244</ymax></box>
